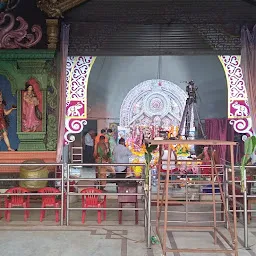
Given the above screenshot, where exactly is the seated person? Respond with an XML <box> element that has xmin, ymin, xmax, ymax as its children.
<box><xmin>96</xmin><ymin>135</ymin><xmax>115</xmax><ymax>190</ymax></box>
<box><xmin>113</xmin><ymin>138</ymin><xmax>133</xmax><ymax>178</ymax></box>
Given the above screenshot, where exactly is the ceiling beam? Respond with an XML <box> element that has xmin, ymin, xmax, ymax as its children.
<box><xmin>37</xmin><ymin>0</ymin><xmax>89</xmax><ymax>18</ymax></box>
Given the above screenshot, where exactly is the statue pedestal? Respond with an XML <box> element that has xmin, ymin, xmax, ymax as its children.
<box><xmin>17</xmin><ymin>132</ymin><xmax>46</xmax><ymax>151</ymax></box>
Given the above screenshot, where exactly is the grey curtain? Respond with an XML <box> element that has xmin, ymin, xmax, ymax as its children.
<box><xmin>56</xmin><ymin>23</ymin><xmax>70</xmax><ymax>163</ymax></box>
<box><xmin>241</xmin><ymin>25</ymin><xmax>256</xmax><ymax>133</ymax></box>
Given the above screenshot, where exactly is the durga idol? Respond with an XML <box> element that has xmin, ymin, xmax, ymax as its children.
<box><xmin>0</xmin><ymin>91</ymin><xmax>16</xmax><ymax>151</ymax></box>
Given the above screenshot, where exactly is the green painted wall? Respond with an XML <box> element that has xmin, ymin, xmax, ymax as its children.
<box><xmin>0</xmin><ymin>50</ymin><xmax>58</xmax><ymax>151</ymax></box>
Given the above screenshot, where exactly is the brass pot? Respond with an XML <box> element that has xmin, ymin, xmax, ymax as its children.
<box><xmin>19</xmin><ymin>159</ymin><xmax>49</xmax><ymax>190</ymax></box>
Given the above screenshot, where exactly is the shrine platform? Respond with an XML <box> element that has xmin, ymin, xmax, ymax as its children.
<box><xmin>0</xmin><ymin>151</ymin><xmax>57</xmax><ymax>173</ymax></box>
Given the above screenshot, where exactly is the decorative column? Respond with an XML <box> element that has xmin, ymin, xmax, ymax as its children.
<box><xmin>46</xmin><ymin>19</ymin><xmax>59</xmax><ymax>49</ymax></box>
<box><xmin>37</xmin><ymin>0</ymin><xmax>89</xmax><ymax>49</ymax></box>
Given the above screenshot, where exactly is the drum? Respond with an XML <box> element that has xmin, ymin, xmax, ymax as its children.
<box><xmin>19</xmin><ymin>159</ymin><xmax>48</xmax><ymax>190</ymax></box>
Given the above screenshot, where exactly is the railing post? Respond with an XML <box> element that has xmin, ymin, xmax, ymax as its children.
<box><xmin>225</xmin><ymin>166</ymin><xmax>229</xmax><ymax>229</ymax></box>
<box><xmin>243</xmin><ymin>168</ymin><xmax>248</xmax><ymax>248</ymax></box>
<box><xmin>60</xmin><ymin>163</ymin><xmax>65</xmax><ymax>226</ymax></box>
<box><xmin>66</xmin><ymin>163</ymin><xmax>70</xmax><ymax>226</ymax></box>
<box><xmin>147</xmin><ymin>167</ymin><xmax>152</xmax><ymax>248</ymax></box>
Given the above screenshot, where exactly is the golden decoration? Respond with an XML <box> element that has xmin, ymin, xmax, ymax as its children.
<box><xmin>46</xmin><ymin>19</ymin><xmax>59</xmax><ymax>49</ymax></box>
<box><xmin>37</xmin><ymin>0</ymin><xmax>89</xmax><ymax>18</ymax></box>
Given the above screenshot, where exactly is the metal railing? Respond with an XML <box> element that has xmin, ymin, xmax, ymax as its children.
<box><xmin>66</xmin><ymin>163</ymin><xmax>151</xmax><ymax>247</ymax></box>
<box><xmin>0</xmin><ymin>162</ymin><xmax>256</xmax><ymax>249</ymax></box>
<box><xmin>225</xmin><ymin>165</ymin><xmax>256</xmax><ymax>248</ymax></box>
<box><xmin>150</xmin><ymin>165</ymin><xmax>226</xmax><ymax>226</ymax></box>
<box><xmin>0</xmin><ymin>163</ymin><xmax>65</xmax><ymax>225</ymax></box>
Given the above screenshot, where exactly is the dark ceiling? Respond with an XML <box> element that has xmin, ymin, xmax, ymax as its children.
<box><xmin>65</xmin><ymin>0</ymin><xmax>256</xmax><ymax>24</ymax></box>
<box><xmin>64</xmin><ymin>0</ymin><xmax>256</xmax><ymax>55</ymax></box>
<box><xmin>10</xmin><ymin>0</ymin><xmax>256</xmax><ymax>55</ymax></box>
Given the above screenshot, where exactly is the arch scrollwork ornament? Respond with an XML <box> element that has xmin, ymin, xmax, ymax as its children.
<box><xmin>219</xmin><ymin>55</ymin><xmax>253</xmax><ymax>140</ymax></box>
<box><xmin>64</xmin><ymin>56</ymin><xmax>96</xmax><ymax>145</ymax></box>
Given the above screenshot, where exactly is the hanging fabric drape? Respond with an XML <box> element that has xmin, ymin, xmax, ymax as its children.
<box><xmin>241</xmin><ymin>25</ymin><xmax>256</xmax><ymax>133</ymax></box>
<box><xmin>56</xmin><ymin>23</ymin><xmax>70</xmax><ymax>163</ymax></box>
<box><xmin>205</xmin><ymin>118</ymin><xmax>228</xmax><ymax>164</ymax></box>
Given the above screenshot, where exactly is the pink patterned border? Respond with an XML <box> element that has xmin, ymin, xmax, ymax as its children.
<box><xmin>220</xmin><ymin>55</ymin><xmax>253</xmax><ymax>139</ymax></box>
<box><xmin>64</xmin><ymin>56</ymin><xmax>95</xmax><ymax>144</ymax></box>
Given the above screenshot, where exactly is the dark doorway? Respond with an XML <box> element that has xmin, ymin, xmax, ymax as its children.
<box><xmin>83</xmin><ymin>120</ymin><xmax>97</xmax><ymax>135</ymax></box>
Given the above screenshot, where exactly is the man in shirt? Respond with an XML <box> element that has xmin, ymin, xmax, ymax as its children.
<box><xmin>83</xmin><ymin>130</ymin><xmax>95</xmax><ymax>164</ymax></box>
<box><xmin>113</xmin><ymin>138</ymin><xmax>133</xmax><ymax>178</ymax></box>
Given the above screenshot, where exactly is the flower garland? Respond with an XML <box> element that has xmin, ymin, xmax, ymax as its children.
<box><xmin>129</xmin><ymin>143</ymin><xmax>147</xmax><ymax>156</ymax></box>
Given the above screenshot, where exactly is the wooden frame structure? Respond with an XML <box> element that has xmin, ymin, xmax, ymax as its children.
<box><xmin>148</xmin><ymin>139</ymin><xmax>238</xmax><ymax>256</ymax></box>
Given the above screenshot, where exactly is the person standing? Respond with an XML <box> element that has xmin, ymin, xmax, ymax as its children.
<box><xmin>113</xmin><ymin>138</ymin><xmax>133</xmax><ymax>178</ymax></box>
<box><xmin>96</xmin><ymin>135</ymin><xmax>115</xmax><ymax>189</ymax></box>
<box><xmin>94</xmin><ymin>129</ymin><xmax>108</xmax><ymax>157</ymax></box>
<box><xmin>106</xmin><ymin>128</ymin><xmax>116</xmax><ymax>162</ymax></box>
<box><xmin>83</xmin><ymin>130</ymin><xmax>95</xmax><ymax>164</ymax></box>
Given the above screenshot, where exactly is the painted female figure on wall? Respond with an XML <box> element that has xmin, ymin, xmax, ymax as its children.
<box><xmin>22</xmin><ymin>78</ymin><xmax>42</xmax><ymax>132</ymax></box>
<box><xmin>0</xmin><ymin>91</ymin><xmax>16</xmax><ymax>151</ymax></box>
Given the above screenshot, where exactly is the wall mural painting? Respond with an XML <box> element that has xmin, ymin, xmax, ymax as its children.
<box><xmin>22</xmin><ymin>78</ymin><xmax>43</xmax><ymax>132</ymax></box>
<box><xmin>65</xmin><ymin>56</ymin><xmax>96</xmax><ymax>144</ymax></box>
<box><xmin>219</xmin><ymin>55</ymin><xmax>253</xmax><ymax>140</ymax></box>
<box><xmin>0</xmin><ymin>75</ymin><xmax>18</xmax><ymax>151</ymax></box>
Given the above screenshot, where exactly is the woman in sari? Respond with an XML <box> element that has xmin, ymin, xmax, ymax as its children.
<box><xmin>22</xmin><ymin>81</ymin><xmax>42</xmax><ymax>132</ymax></box>
<box><xmin>106</xmin><ymin>129</ymin><xmax>116</xmax><ymax>162</ymax></box>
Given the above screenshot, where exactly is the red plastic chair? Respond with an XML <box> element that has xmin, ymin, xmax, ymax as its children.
<box><xmin>38</xmin><ymin>187</ymin><xmax>61</xmax><ymax>222</ymax></box>
<box><xmin>4</xmin><ymin>187</ymin><xmax>30</xmax><ymax>222</ymax></box>
<box><xmin>80</xmin><ymin>188</ymin><xmax>106</xmax><ymax>224</ymax></box>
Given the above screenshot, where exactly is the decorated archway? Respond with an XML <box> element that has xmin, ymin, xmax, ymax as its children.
<box><xmin>64</xmin><ymin>56</ymin><xmax>96</xmax><ymax>144</ymax></box>
<box><xmin>219</xmin><ymin>55</ymin><xmax>253</xmax><ymax>140</ymax></box>
<box><xmin>64</xmin><ymin>55</ymin><xmax>252</xmax><ymax>144</ymax></box>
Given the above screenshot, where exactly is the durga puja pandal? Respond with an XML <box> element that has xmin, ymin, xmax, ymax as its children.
<box><xmin>118</xmin><ymin>125</ymin><xmax>202</xmax><ymax>182</ymax></box>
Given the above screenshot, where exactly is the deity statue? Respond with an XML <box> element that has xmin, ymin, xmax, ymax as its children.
<box><xmin>22</xmin><ymin>79</ymin><xmax>42</xmax><ymax>132</ymax></box>
<box><xmin>0</xmin><ymin>91</ymin><xmax>16</xmax><ymax>151</ymax></box>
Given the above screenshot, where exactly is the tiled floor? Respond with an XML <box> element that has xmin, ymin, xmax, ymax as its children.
<box><xmin>0</xmin><ymin>226</ymin><xmax>256</xmax><ymax>256</ymax></box>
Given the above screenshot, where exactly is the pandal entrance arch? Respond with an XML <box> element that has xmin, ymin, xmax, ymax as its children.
<box><xmin>64</xmin><ymin>55</ymin><xmax>252</xmax><ymax>144</ymax></box>
<box><xmin>63</xmin><ymin>55</ymin><xmax>246</xmax><ymax>255</ymax></box>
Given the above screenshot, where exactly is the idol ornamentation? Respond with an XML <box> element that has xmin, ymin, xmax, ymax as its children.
<box><xmin>22</xmin><ymin>79</ymin><xmax>43</xmax><ymax>132</ymax></box>
<box><xmin>0</xmin><ymin>91</ymin><xmax>16</xmax><ymax>151</ymax></box>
